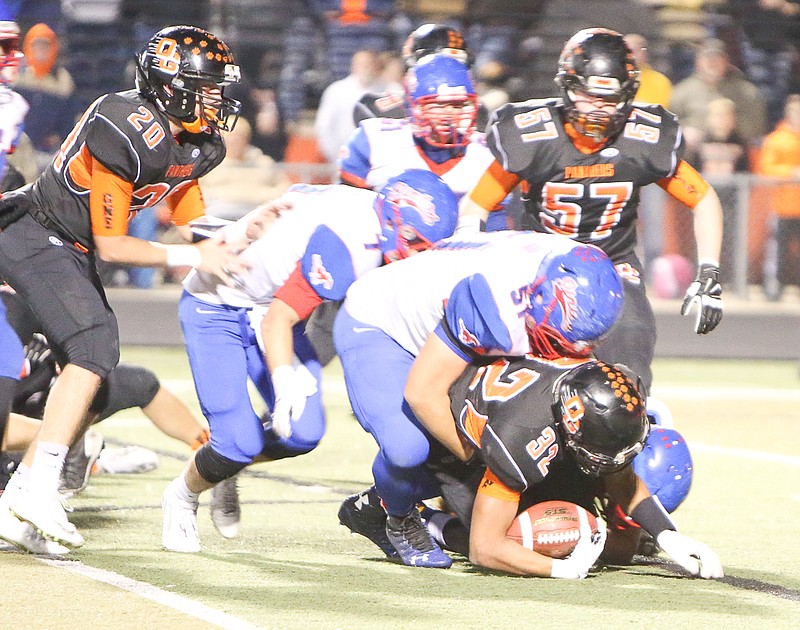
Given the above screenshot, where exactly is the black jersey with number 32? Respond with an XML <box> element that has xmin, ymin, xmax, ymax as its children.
<box><xmin>449</xmin><ymin>355</ymin><xmax>591</xmax><ymax>493</ymax></box>
<box><xmin>29</xmin><ymin>89</ymin><xmax>226</xmax><ymax>248</ymax></box>
<box><xmin>486</xmin><ymin>98</ymin><xmax>683</xmax><ymax>261</ymax></box>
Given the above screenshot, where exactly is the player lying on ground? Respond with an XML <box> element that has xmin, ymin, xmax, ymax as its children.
<box><xmin>341</xmin><ymin>357</ymin><xmax>723</xmax><ymax>579</ymax></box>
<box><xmin>334</xmin><ymin>230</ymin><xmax>623</xmax><ymax>568</ymax></box>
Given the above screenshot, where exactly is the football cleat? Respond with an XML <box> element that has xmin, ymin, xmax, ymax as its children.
<box><xmin>161</xmin><ymin>478</ymin><xmax>201</xmax><ymax>553</ymax></box>
<box><xmin>0</xmin><ymin>501</ymin><xmax>70</xmax><ymax>555</ymax></box>
<box><xmin>95</xmin><ymin>445</ymin><xmax>159</xmax><ymax>475</ymax></box>
<box><xmin>386</xmin><ymin>509</ymin><xmax>452</xmax><ymax>568</ymax></box>
<box><xmin>9</xmin><ymin>488</ymin><xmax>84</xmax><ymax>548</ymax></box>
<box><xmin>210</xmin><ymin>474</ymin><xmax>241</xmax><ymax>539</ymax></box>
<box><xmin>338</xmin><ymin>486</ymin><xmax>398</xmax><ymax>559</ymax></box>
<box><xmin>59</xmin><ymin>430</ymin><xmax>104</xmax><ymax>498</ymax></box>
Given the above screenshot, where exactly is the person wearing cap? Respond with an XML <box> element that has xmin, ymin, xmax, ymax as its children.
<box><xmin>670</xmin><ymin>37</ymin><xmax>767</xmax><ymax>156</ymax></box>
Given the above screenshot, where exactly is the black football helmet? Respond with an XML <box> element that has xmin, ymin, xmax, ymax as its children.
<box><xmin>135</xmin><ymin>25</ymin><xmax>241</xmax><ymax>132</ymax></box>
<box><xmin>553</xmin><ymin>361</ymin><xmax>649</xmax><ymax>477</ymax></box>
<box><xmin>554</xmin><ymin>28</ymin><xmax>640</xmax><ymax>141</ymax></box>
<box><xmin>0</xmin><ymin>21</ymin><xmax>22</xmax><ymax>86</ymax></box>
<box><xmin>402</xmin><ymin>23</ymin><xmax>471</xmax><ymax>68</ymax></box>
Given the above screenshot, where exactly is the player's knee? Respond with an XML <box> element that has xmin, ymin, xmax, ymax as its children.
<box><xmin>62</xmin><ymin>324</ymin><xmax>120</xmax><ymax>378</ymax></box>
<box><xmin>381</xmin><ymin>438</ymin><xmax>430</xmax><ymax>470</ymax></box>
<box><xmin>104</xmin><ymin>363</ymin><xmax>160</xmax><ymax>412</ymax></box>
<box><xmin>194</xmin><ymin>444</ymin><xmax>249</xmax><ymax>484</ymax></box>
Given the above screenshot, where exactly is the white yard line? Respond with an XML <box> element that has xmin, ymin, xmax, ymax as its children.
<box><xmin>38</xmin><ymin>559</ymin><xmax>266</xmax><ymax>630</ymax></box>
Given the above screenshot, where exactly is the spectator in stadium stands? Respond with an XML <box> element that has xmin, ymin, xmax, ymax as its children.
<box><xmin>315</xmin><ymin>49</ymin><xmax>387</xmax><ymax>163</ymax></box>
<box><xmin>312</xmin><ymin>0</ymin><xmax>396</xmax><ymax>82</ymax></box>
<box><xmin>695</xmin><ymin>97</ymin><xmax>751</xmax><ymax>285</ymax></box>
<box><xmin>624</xmin><ymin>33</ymin><xmax>671</xmax><ymax>108</ymax></box>
<box><xmin>670</xmin><ymin>38</ymin><xmax>767</xmax><ymax>159</ymax></box>
<box><xmin>760</xmin><ymin>94</ymin><xmax>800</xmax><ymax>301</ymax></box>
<box><xmin>13</xmin><ymin>23</ymin><xmax>79</xmax><ymax>171</ymax></box>
<box><xmin>725</xmin><ymin>0</ymin><xmax>800</xmax><ymax>130</ymax></box>
<box><xmin>199</xmin><ymin>117</ymin><xmax>291</xmax><ymax>221</ymax></box>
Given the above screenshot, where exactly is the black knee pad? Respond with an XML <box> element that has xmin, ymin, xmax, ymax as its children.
<box><xmin>61</xmin><ymin>317</ymin><xmax>120</xmax><ymax>379</ymax></box>
<box><xmin>92</xmin><ymin>363</ymin><xmax>160</xmax><ymax>421</ymax></box>
<box><xmin>194</xmin><ymin>444</ymin><xmax>248</xmax><ymax>484</ymax></box>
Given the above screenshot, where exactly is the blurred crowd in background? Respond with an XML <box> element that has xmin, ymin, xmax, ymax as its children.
<box><xmin>3</xmin><ymin>0</ymin><xmax>800</xmax><ymax>299</ymax></box>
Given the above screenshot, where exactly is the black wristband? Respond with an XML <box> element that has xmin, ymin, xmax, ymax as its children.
<box><xmin>630</xmin><ymin>496</ymin><xmax>677</xmax><ymax>538</ymax></box>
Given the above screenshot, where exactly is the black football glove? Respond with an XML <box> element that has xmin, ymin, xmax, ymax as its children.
<box><xmin>681</xmin><ymin>263</ymin><xmax>723</xmax><ymax>334</ymax></box>
<box><xmin>24</xmin><ymin>332</ymin><xmax>54</xmax><ymax>370</ymax></box>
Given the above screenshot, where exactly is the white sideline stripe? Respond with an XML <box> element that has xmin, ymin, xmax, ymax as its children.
<box><xmin>690</xmin><ymin>443</ymin><xmax>800</xmax><ymax>467</ymax></box>
<box><xmin>38</xmin><ymin>558</ymin><xmax>266</xmax><ymax>630</ymax></box>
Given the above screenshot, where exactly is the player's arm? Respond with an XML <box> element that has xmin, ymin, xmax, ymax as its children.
<box><xmin>469</xmin><ymin>470</ymin><xmax>604</xmax><ymax>578</ymax></box>
<box><xmin>405</xmin><ymin>333</ymin><xmax>473</xmax><ymax>461</ymax></box>
<box><xmin>603</xmin><ymin>467</ymin><xmax>723</xmax><ymax>579</ymax></box>
<box><xmin>459</xmin><ymin>160</ymin><xmax>520</xmax><ymax>231</ymax></box>
<box><xmin>658</xmin><ymin>160</ymin><xmax>723</xmax><ymax>334</ymax></box>
<box><xmin>90</xmin><ymin>164</ymin><xmax>244</xmax><ymax>286</ymax></box>
<box><xmin>337</xmin><ymin>125</ymin><xmax>372</xmax><ymax>188</ymax></box>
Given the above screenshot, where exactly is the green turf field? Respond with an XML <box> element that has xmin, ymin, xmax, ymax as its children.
<box><xmin>3</xmin><ymin>349</ymin><xmax>799</xmax><ymax>629</ymax></box>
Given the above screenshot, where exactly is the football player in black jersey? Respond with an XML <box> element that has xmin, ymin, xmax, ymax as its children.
<box><xmin>0</xmin><ymin>25</ymin><xmax>245</xmax><ymax>553</ymax></box>
<box><xmin>459</xmin><ymin>28</ymin><xmax>725</xmax><ymax>392</ymax></box>
<box><xmin>340</xmin><ymin>357</ymin><xmax>723</xmax><ymax>579</ymax></box>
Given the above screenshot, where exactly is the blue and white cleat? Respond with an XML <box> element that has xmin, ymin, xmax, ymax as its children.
<box><xmin>385</xmin><ymin>509</ymin><xmax>452</xmax><ymax>569</ymax></box>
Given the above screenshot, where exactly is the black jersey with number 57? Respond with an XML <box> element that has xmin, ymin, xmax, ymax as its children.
<box><xmin>486</xmin><ymin>98</ymin><xmax>683</xmax><ymax>262</ymax></box>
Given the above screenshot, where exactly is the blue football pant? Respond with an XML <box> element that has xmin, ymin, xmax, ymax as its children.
<box><xmin>334</xmin><ymin>307</ymin><xmax>440</xmax><ymax>516</ymax></box>
<box><xmin>179</xmin><ymin>291</ymin><xmax>324</xmax><ymax>464</ymax></box>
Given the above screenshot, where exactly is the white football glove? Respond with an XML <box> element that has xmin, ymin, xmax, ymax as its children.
<box><xmin>550</xmin><ymin>507</ymin><xmax>607</xmax><ymax>579</ymax></box>
<box><xmin>656</xmin><ymin>529</ymin><xmax>724</xmax><ymax>579</ymax></box>
<box><xmin>270</xmin><ymin>364</ymin><xmax>318</xmax><ymax>439</ymax></box>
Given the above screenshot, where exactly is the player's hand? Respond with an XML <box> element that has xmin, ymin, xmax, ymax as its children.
<box><xmin>245</xmin><ymin>198</ymin><xmax>293</xmax><ymax>241</ymax></box>
<box><xmin>270</xmin><ymin>364</ymin><xmax>318</xmax><ymax>439</ymax></box>
<box><xmin>656</xmin><ymin>530</ymin><xmax>723</xmax><ymax>579</ymax></box>
<box><xmin>195</xmin><ymin>239</ymin><xmax>249</xmax><ymax>287</ymax></box>
<box><xmin>681</xmin><ymin>263</ymin><xmax>723</xmax><ymax>334</ymax></box>
<box><xmin>24</xmin><ymin>332</ymin><xmax>53</xmax><ymax>369</ymax></box>
<box><xmin>550</xmin><ymin>507</ymin><xmax>607</xmax><ymax>579</ymax></box>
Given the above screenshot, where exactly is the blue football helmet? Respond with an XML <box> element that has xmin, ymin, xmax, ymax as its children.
<box><xmin>632</xmin><ymin>427</ymin><xmax>693</xmax><ymax>513</ymax></box>
<box><xmin>374</xmin><ymin>169</ymin><xmax>458</xmax><ymax>263</ymax></box>
<box><xmin>405</xmin><ymin>55</ymin><xmax>478</xmax><ymax>148</ymax></box>
<box><xmin>526</xmin><ymin>244</ymin><xmax>623</xmax><ymax>360</ymax></box>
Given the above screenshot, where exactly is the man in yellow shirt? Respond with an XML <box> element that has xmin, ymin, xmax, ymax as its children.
<box><xmin>624</xmin><ymin>34</ymin><xmax>672</xmax><ymax>108</ymax></box>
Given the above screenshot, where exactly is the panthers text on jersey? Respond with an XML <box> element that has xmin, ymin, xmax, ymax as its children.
<box><xmin>342</xmin><ymin>231</ymin><xmax>578</xmax><ymax>358</ymax></box>
<box><xmin>449</xmin><ymin>354</ymin><xmax>590</xmax><ymax>494</ymax></box>
<box><xmin>28</xmin><ymin>89</ymin><xmax>226</xmax><ymax>249</ymax></box>
<box><xmin>486</xmin><ymin>98</ymin><xmax>683</xmax><ymax>261</ymax></box>
<box><xmin>184</xmin><ymin>184</ymin><xmax>383</xmax><ymax>312</ymax></box>
<box><xmin>338</xmin><ymin>117</ymin><xmax>499</xmax><ymax>205</ymax></box>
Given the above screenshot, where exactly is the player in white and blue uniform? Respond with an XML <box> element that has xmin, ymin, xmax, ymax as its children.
<box><xmin>0</xmin><ymin>21</ymin><xmax>28</xmax><ymax>460</ymax></box>
<box><xmin>163</xmin><ymin>169</ymin><xmax>458</xmax><ymax>552</ymax></box>
<box><xmin>339</xmin><ymin>54</ymin><xmax>508</xmax><ymax>232</ymax></box>
<box><xmin>333</xmin><ymin>231</ymin><xmax>624</xmax><ymax>567</ymax></box>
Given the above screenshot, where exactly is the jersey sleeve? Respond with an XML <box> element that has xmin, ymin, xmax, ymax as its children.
<box><xmin>633</xmin><ymin>104</ymin><xmax>685</xmax><ymax>179</ymax></box>
<box><xmin>485</xmin><ymin>100</ymin><xmax>554</xmax><ymax>175</ymax></box>
<box><xmin>476</xmin><ymin>467</ymin><xmax>521</xmax><ymax>503</ymax></box>
<box><xmin>273</xmin><ymin>262</ymin><xmax>325</xmax><ymax>321</ymax></box>
<box><xmin>434</xmin><ymin>273</ymin><xmax>513</xmax><ymax>360</ymax></box>
<box><xmin>88</xmin><ymin>159</ymin><xmax>134</xmax><ymax>237</ymax></box>
<box><xmin>337</xmin><ymin>124</ymin><xmax>372</xmax><ymax>188</ymax></box>
<box><xmin>167</xmin><ymin>180</ymin><xmax>206</xmax><ymax>225</ymax></box>
<box><xmin>299</xmin><ymin>224</ymin><xmax>357</xmax><ymax>301</ymax></box>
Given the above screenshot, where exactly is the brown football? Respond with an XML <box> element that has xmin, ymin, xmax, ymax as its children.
<box><xmin>506</xmin><ymin>500</ymin><xmax>599</xmax><ymax>559</ymax></box>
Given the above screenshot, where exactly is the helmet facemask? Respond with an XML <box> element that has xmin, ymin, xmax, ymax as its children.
<box><xmin>409</xmin><ymin>93</ymin><xmax>478</xmax><ymax>148</ymax></box>
<box><xmin>0</xmin><ymin>22</ymin><xmax>22</xmax><ymax>87</ymax></box>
